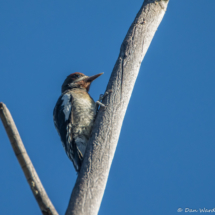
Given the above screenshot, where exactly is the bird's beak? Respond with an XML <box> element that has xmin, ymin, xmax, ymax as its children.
<box><xmin>85</xmin><ymin>73</ymin><xmax>103</xmax><ymax>83</ymax></box>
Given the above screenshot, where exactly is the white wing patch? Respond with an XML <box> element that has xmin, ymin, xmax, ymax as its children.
<box><xmin>61</xmin><ymin>94</ymin><xmax>72</xmax><ymax>121</ymax></box>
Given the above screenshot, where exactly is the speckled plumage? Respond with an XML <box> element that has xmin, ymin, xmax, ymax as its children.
<box><xmin>53</xmin><ymin>73</ymin><xmax>102</xmax><ymax>172</ymax></box>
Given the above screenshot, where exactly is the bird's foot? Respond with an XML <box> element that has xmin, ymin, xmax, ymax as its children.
<box><xmin>96</xmin><ymin>100</ymin><xmax>106</xmax><ymax>108</ymax></box>
<box><xmin>96</xmin><ymin>90</ymin><xmax>112</xmax><ymax>108</ymax></box>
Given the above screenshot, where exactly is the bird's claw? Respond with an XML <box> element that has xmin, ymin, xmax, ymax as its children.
<box><xmin>99</xmin><ymin>89</ymin><xmax>112</xmax><ymax>101</ymax></box>
<box><xmin>96</xmin><ymin>100</ymin><xmax>106</xmax><ymax>108</ymax></box>
<box><xmin>96</xmin><ymin>89</ymin><xmax>112</xmax><ymax>109</ymax></box>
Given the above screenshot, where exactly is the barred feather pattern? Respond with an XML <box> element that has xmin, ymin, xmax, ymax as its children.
<box><xmin>53</xmin><ymin>88</ymin><xmax>97</xmax><ymax>172</ymax></box>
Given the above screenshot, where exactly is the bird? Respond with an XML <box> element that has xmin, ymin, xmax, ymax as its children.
<box><xmin>53</xmin><ymin>72</ymin><xmax>104</xmax><ymax>172</ymax></box>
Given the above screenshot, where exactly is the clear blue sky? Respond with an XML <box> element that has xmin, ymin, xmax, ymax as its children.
<box><xmin>1</xmin><ymin>1</ymin><xmax>215</xmax><ymax>215</ymax></box>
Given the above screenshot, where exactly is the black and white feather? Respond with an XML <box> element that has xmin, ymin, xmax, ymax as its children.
<box><xmin>53</xmin><ymin>72</ymin><xmax>103</xmax><ymax>172</ymax></box>
<box><xmin>53</xmin><ymin>89</ymin><xmax>97</xmax><ymax>172</ymax></box>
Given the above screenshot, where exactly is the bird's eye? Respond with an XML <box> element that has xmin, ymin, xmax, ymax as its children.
<box><xmin>73</xmin><ymin>74</ymin><xmax>80</xmax><ymax>78</ymax></box>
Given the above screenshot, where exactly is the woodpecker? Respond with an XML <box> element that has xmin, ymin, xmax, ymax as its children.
<box><xmin>53</xmin><ymin>72</ymin><xmax>103</xmax><ymax>172</ymax></box>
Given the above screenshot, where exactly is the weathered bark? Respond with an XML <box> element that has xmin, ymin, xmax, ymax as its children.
<box><xmin>66</xmin><ymin>1</ymin><xmax>169</xmax><ymax>215</ymax></box>
<box><xmin>0</xmin><ymin>103</ymin><xmax>58</xmax><ymax>215</ymax></box>
<box><xmin>0</xmin><ymin>0</ymin><xmax>169</xmax><ymax>214</ymax></box>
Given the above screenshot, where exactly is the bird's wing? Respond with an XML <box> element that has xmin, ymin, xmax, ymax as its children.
<box><xmin>53</xmin><ymin>92</ymin><xmax>81</xmax><ymax>171</ymax></box>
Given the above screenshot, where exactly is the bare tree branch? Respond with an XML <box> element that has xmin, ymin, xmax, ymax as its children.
<box><xmin>1</xmin><ymin>1</ymin><xmax>169</xmax><ymax>214</ymax></box>
<box><xmin>66</xmin><ymin>0</ymin><xmax>169</xmax><ymax>215</ymax></box>
<box><xmin>0</xmin><ymin>102</ymin><xmax>58</xmax><ymax>215</ymax></box>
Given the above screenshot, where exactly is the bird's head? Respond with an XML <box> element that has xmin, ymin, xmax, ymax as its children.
<box><xmin>61</xmin><ymin>72</ymin><xmax>103</xmax><ymax>93</ymax></box>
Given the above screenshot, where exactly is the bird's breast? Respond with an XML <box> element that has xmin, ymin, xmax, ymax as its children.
<box><xmin>71</xmin><ymin>90</ymin><xmax>96</xmax><ymax>138</ymax></box>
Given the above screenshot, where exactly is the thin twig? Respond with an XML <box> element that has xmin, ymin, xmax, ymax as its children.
<box><xmin>0</xmin><ymin>102</ymin><xmax>58</xmax><ymax>215</ymax></box>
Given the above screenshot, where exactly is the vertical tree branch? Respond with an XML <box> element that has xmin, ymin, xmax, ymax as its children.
<box><xmin>0</xmin><ymin>102</ymin><xmax>58</xmax><ymax>215</ymax></box>
<box><xmin>66</xmin><ymin>0</ymin><xmax>169</xmax><ymax>215</ymax></box>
